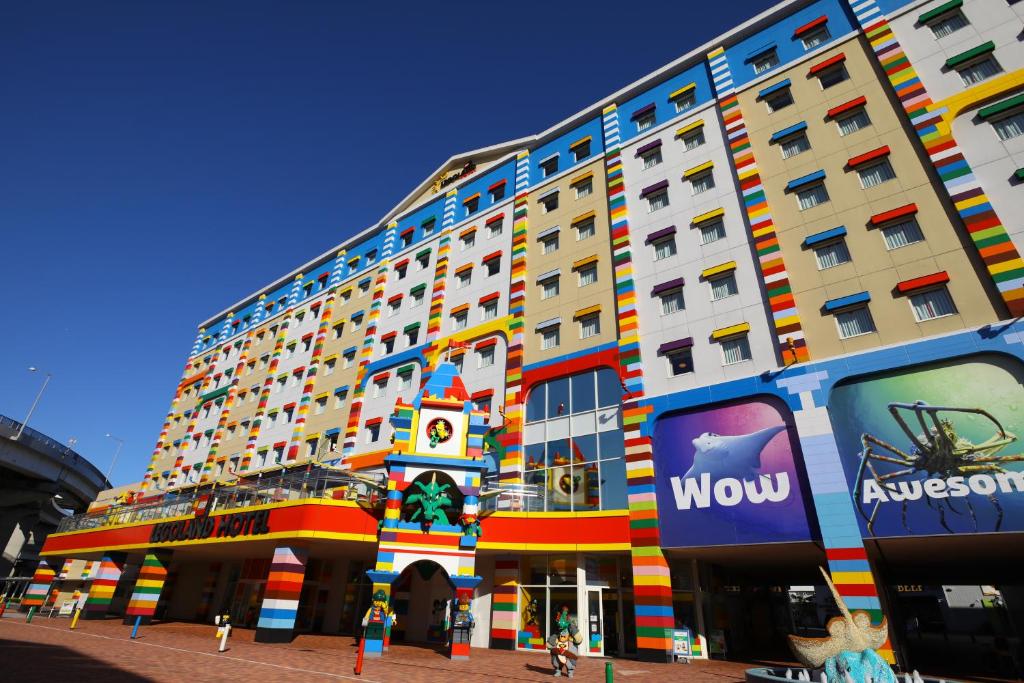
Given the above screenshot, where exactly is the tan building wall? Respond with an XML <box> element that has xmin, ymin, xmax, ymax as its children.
<box><xmin>737</xmin><ymin>34</ymin><xmax>1004</xmax><ymax>358</ymax></box>
<box><xmin>522</xmin><ymin>157</ymin><xmax>615</xmax><ymax>365</ymax></box>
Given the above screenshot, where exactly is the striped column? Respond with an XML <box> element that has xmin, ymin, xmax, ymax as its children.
<box><xmin>141</xmin><ymin>356</ymin><xmax>195</xmax><ymax>491</ymax></box>
<box><xmin>240</xmin><ymin>314</ymin><xmax>293</xmax><ymax>471</ymax></box>
<box><xmin>255</xmin><ymin>546</ymin><xmax>308</xmax><ymax>643</ymax></box>
<box><xmin>601</xmin><ymin>103</ymin><xmax>675</xmax><ymax>663</ymax></box>
<box><xmin>844</xmin><ymin>0</ymin><xmax>1024</xmax><ymax>316</ymax></box>
<box><xmin>341</xmin><ymin>261</ymin><xmax>391</xmax><ymax>458</ymax></box>
<box><xmin>82</xmin><ymin>553</ymin><xmax>126</xmax><ymax>619</ymax></box>
<box><xmin>706</xmin><ymin>46</ymin><xmax>809</xmax><ymax>363</ymax></box>
<box><xmin>417</xmin><ymin>228</ymin><xmax>452</xmax><ymax>388</ymax></box>
<box><xmin>775</xmin><ymin>370</ymin><xmax>894</xmax><ymax>663</ymax></box>
<box><xmin>489</xmin><ymin>557</ymin><xmax>519</xmax><ymax>650</ymax></box>
<box><xmin>286</xmin><ymin>291</ymin><xmax>337</xmax><ymax>460</ymax></box>
<box><xmin>20</xmin><ymin>559</ymin><xmax>56</xmax><ymax>609</ymax></box>
<box><xmin>200</xmin><ymin>332</ymin><xmax>255</xmax><ymax>482</ymax></box>
<box><xmin>168</xmin><ymin>368</ymin><xmax>217</xmax><ymax>483</ymax></box>
<box><xmin>124</xmin><ymin>551</ymin><xmax>171</xmax><ymax>624</ymax></box>
<box><xmin>500</xmin><ymin>151</ymin><xmax>530</xmax><ymax>485</ymax></box>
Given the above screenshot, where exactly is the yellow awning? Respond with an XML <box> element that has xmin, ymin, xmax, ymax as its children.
<box><xmin>572</xmin><ymin>210</ymin><xmax>597</xmax><ymax>225</ymax></box>
<box><xmin>711</xmin><ymin>322</ymin><xmax>751</xmax><ymax>340</ymax></box>
<box><xmin>701</xmin><ymin>261</ymin><xmax>737</xmax><ymax>279</ymax></box>
<box><xmin>692</xmin><ymin>207</ymin><xmax>725</xmax><ymax>225</ymax></box>
<box><xmin>675</xmin><ymin>120</ymin><xmax>705</xmax><ymax>137</ymax></box>
<box><xmin>684</xmin><ymin>160</ymin><xmax>714</xmax><ymax>178</ymax></box>
<box><xmin>459</xmin><ymin>226</ymin><xmax>477</xmax><ymax>237</ymax></box>
<box><xmin>572</xmin><ymin>255</ymin><xmax>600</xmax><ymax>270</ymax></box>
<box><xmin>668</xmin><ymin>82</ymin><xmax>697</xmax><ymax>100</ymax></box>
<box><xmin>570</xmin><ymin>171</ymin><xmax>594</xmax><ymax>186</ymax></box>
<box><xmin>569</xmin><ymin>135</ymin><xmax>592</xmax><ymax>150</ymax></box>
<box><xmin>573</xmin><ymin>304</ymin><xmax>602</xmax><ymax>319</ymax></box>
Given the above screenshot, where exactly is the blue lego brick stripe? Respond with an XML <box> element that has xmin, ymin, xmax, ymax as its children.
<box><xmin>845</xmin><ymin>595</ymin><xmax>882</xmax><ymax>611</ymax></box>
<box><xmin>635</xmin><ymin>604</ymin><xmax>674</xmax><ymax>617</ymax></box>
<box><xmin>798</xmin><ymin>434</ymin><xmax>849</xmax><ymax>496</ymax></box>
<box><xmin>257</xmin><ymin>616</ymin><xmax>297</xmax><ymax>629</ymax></box>
<box><xmin>828</xmin><ymin>558</ymin><xmax>872</xmax><ymax>573</ymax></box>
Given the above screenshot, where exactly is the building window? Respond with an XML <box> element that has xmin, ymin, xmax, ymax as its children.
<box><xmin>698</xmin><ymin>219</ymin><xmax>726</xmax><ymax>245</ymax></box>
<box><xmin>858</xmin><ymin>160</ymin><xmax>896</xmax><ymax>189</ymax></box>
<box><xmin>780</xmin><ymin>132</ymin><xmax>811</xmax><ymax>159</ymax></box>
<box><xmin>484</xmin><ymin>257</ymin><xmax>500</xmax><ymax>277</ymax></box>
<box><xmin>489</xmin><ymin>184</ymin><xmax>505</xmax><ymax>203</ymax></box>
<box><xmin>276</xmin><ymin>376</ymin><xmax>286</xmax><ymax>393</ymax></box>
<box><xmin>332</xmin><ymin>323</ymin><xmax>344</xmax><ymax>340</ymax></box>
<box><xmin>574</xmin><ymin>179</ymin><xmax>593</xmax><ymax>199</ymax></box>
<box><xmin>358</xmin><ymin>281</ymin><xmax>370</xmax><ymax>297</ymax></box>
<box><xmin>481</xmin><ymin>300</ymin><xmax>499</xmax><ymax>321</ymax></box>
<box><xmin>836</xmin><ymin>306</ymin><xmax>876</xmax><ymax>338</ymax></box>
<box><xmin>487</xmin><ymin>219</ymin><xmax>503</xmax><ymax>238</ymax></box>
<box><xmin>406</xmin><ymin>328</ymin><xmax>419</xmax><ymax>346</ymax></box>
<box><xmin>366</xmin><ymin>423</ymin><xmax>380</xmax><ymax>443</ymax></box>
<box><xmin>818</xmin><ymin>65</ymin><xmax>848</xmax><ymax>89</ymax></box>
<box><xmin>400</xmin><ymin>232</ymin><xmax>413</xmax><ymax>248</ymax></box>
<box><xmin>575</xmin><ymin>218</ymin><xmax>596</xmax><ymax>241</ymax></box>
<box><xmin>797</xmin><ymin>183</ymin><xmax>829</xmax><ymax>210</ymax></box>
<box><xmin>460</xmin><ymin>232</ymin><xmax>475</xmax><ymax>251</ymax></box>
<box><xmin>753</xmin><ymin>50</ymin><xmax>779</xmax><ymax>74</ymax></box>
<box><xmin>373</xmin><ymin>379</ymin><xmax>387</xmax><ymax>398</ymax></box>
<box><xmin>259</xmin><ymin>354</ymin><xmax>270</xmax><ymax>369</ymax></box>
<box><xmin>709</xmin><ymin>273</ymin><xmax>738</xmax><ymax>301</ymax></box>
<box><xmin>814</xmin><ymin>240</ymin><xmax>852</xmax><ymax>270</ymax></box>
<box><xmin>541</xmin><ymin>233</ymin><xmax>559</xmax><ymax>254</ymax></box>
<box><xmin>674</xmin><ymin>91</ymin><xmax>696</xmax><ymax>113</ymax></box>
<box><xmin>992</xmin><ymin>110</ymin><xmax>1024</xmax><ymax>141</ymax></box>
<box><xmin>636</xmin><ymin>112</ymin><xmax>656</xmax><ymax>132</ymax></box>
<box><xmin>683</xmin><ymin>129</ymin><xmax>706</xmax><ymax>150</ymax></box>
<box><xmin>422</xmin><ymin>218</ymin><xmax>436</xmax><ymax>236</ymax></box>
<box><xmin>302</xmin><ymin>282</ymin><xmax>313</xmax><ymax>298</ymax></box>
<box><xmin>958</xmin><ymin>56</ymin><xmax>1001</xmax><ymax>85</ymax></box>
<box><xmin>660</xmin><ymin>288</ymin><xmax>684</xmax><ymax>315</ymax></box>
<box><xmin>334</xmin><ymin>392</ymin><xmax>346</xmax><ymax>409</ymax></box>
<box><xmin>540</xmin><ymin>326</ymin><xmax>560</xmax><ymax>350</ymax></box>
<box><xmin>572</xmin><ymin>140</ymin><xmax>591</xmax><ymax>162</ymax></box>
<box><xmin>351</xmin><ymin>315</ymin><xmax>363</xmax><ymax>330</ymax></box>
<box><xmin>910</xmin><ymin>287</ymin><xmax>957</xmax><ymax>321</ymax></box>
<box><xmin>388</xmin><ymin>299</ymin><xmax>401</xmax><ymax>317</ymax></box>
<box><xmin>540</xmin><ymin>193</ymin><xmax>559</xmax><ymax>213</ymax></box>
<box><xmin>324</xmin><ymin>358</ymin><xmax>336</xmax><ymax>376</ymax></box>
<box><xmin>396</xmin><ymin>264</ymin><xmax>407</xmax><ymax>280</ymax></box>
<box><xmin>667</xmin><ymin>348</ymin><xmax>694</xmax><ymax>376</ymax></box>
<box><xmin>381</xmin><ymin>337</ymin><xmax>395</xmax><ymax>355</ymax></box>
<box><xmin>837</xmin><ymin>108</ymin><xmax>871</xmax><ymax>136</ymax></box>
<box><xmin>690</xmin><ymin>170</ymin><xmax>715</xmax><ymax>195</ymax></box>
<box><xmin>465</xmin><ymin>196</ymin><xmax>479</xmax><ymax>215</ymax></box>
<box><xmin>456</xmin><ymin>270</ymin><xmax>471</xmax><ymax>289</ymax></box>
<box><xmin>473</xmin><ymin>396</ymin><xmax>491</xmax><ymax>414</ymax></box>
<box><xmin>579</xmin><ymin>313</ymin><xmax>600</xmax><ymax>339</ymax></box>
<box><xmin>315</xmin><ymin>397</ymin><xmax>327</xmax><ymax>415</ymax></box>
<box><xmin>478</xmin><ymin>346</ymin><xmax>496</xmax><ymax>368</ymax></box>
<box><xmin>540</xmin><ymin>156</ymin><xmax>559</xmax><ymax>178</ymax></box>
<box><xmin>721</xmin><ymin>336</ymin><xmax>752</xmax><ymax>365</ymax></box>
<box><xmin>647</xmin><ymin>189</ymin><xmax>670</xmax><ymax>212</ymax></box>
<box><xmin>411</xmin><ymin>288</ymin><xmax>425</xmax><ymax>307</ymax></box>
<box><xmin>340</xmin><ymin>289</ymin><xmax>352</xmax><ymax>302</ymax></box>
<box><xmin>399</xmin><ymin>372</ymin><xmax>413</xmax><ymax>391</ymax></box>
<box><xmin>801</xmin><ymin>25</ymin><xmax>831</xmax><ymax>49</ymax></box>
<box><xmin>766</xmin><ymin>89</ymin><xmax>793</xmax><ymax>112</ymax></box>
<box><xmin>453</xmin><ymin>311</ymin><xmax>468</xmax><ymax>331</ymax></box>
<box><xmin>541</xmin><ymin>276</ymin><xmax>560</xmax><ymax>300</ymax></box>
<box><xmin>343</xmin><ymin>351</ymin><xmax>355</xmax><ymax>368</ymax></box>
<box><xmin>284</xmin><ymin>342</ymin><xmax>296</xmax><ymax>359</ymax></box>
<box><xmin>929</xmin><ymin>10</ymin><xmax>968</xmax><ymax>38</ymax></box>
<box><xmin>641</xmin><ymin>148</ymin><xmax>663</xmax><ymax>169</ymax></box>
<box><xmin>653</xmin><ymin>236</ymin><xmax>677</xmax><ymax>260</ymax></box>
<box><xmin>578</xmin><ymin>264</ymin><xmax>598</xmax><ymax>287</ymax></box>
<box><xmin>882</xmin><ymin>218</ymin><xmax>925</xmax><ymax>250</ymax></box>
<box><xmin>416</xmin><ymin>253</ymin><xmax>429</xmax><ymax>270</ymax></box>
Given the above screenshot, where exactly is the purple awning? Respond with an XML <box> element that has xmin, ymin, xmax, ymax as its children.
<box><xmin>658</xmin><ymin>337</ymin><xmax>694</xmax><ymax>354</ymax></box>
<box><xmin>639</xmin><ymin>179</ymin><xmax>669</xmax><ymax>198</ymax></box>
<box><xmin>635</xmin><ymin>139</ymin><xmax>663</xmax><ymax>157</ymax></box>
<box><xmin>651</xmin><ymin>278</ymin><xmax>685</xmax><ymax>296</ymax></box>
<box><xmin>630</xmin><ymin>103</ymin><xmax>656</xmax><ymax>120</ymax></box>
<box><xmin>644</xmin><ymin>225</ymin><xmax>677</xmax><ymax>245</ymax></box>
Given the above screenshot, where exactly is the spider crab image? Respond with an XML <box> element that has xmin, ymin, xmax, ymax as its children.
<box><xmin>853</xmin><ymin>401</ymin><xmax>1024</xmax><ymax>534</ymax></box>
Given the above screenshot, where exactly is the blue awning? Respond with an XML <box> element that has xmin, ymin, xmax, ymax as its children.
<box><xmin>757</xmin><ymin>79</ymin><xmax>791</xmax><ymax>99</ymax></box>
<box><xmin>824</xmin><ymin>291</ymin><xmax>870</xmax><ymax>312</ymax></box>
<box><xmin>803</xmin><ymin>226</ymin><xmax>847</xmax><ymax>247</ymax></box>
<box><xmin>770</xmin><ymin>121</ymin><xmax>808</xmax><ymax>143</ymax></box>
<box><xmin>785</xmin><ymin>169</ymin><xmax>826</xmax><ymax>191</ymax></box>
<box><xmin>745</xmin><ymin>42</ymin><xmax>777</xmax><ymax>62</ymax></box>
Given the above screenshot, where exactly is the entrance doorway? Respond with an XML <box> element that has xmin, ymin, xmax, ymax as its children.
<box><xmin>583</xmin><ymin>588</ymin><xmax>605</xmax><ymax>656</ymax></box>
<box><xmin>395</xmin><ymin>560</ymin><xmax>452</xmax><ymax>645</ymax></box>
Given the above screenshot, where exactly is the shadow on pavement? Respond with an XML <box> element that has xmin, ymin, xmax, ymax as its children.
<box><xmin>0</xmin><ymin>637</ymin><xmax>155</xmax><ymax>682</ymax></box>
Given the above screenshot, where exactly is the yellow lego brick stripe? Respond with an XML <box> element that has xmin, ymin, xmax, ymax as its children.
<box><xmin>831</xmin><ymin>571</ymin><xmax>876</xmax><ymax>585</ymax></box>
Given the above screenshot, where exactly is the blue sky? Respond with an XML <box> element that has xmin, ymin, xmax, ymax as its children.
<box><xmin>0</xmin><ymin>0</ymin><xmax>776</xmax><ymax>487</ymax></box>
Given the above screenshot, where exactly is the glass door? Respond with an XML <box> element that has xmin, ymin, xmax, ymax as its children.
<box><xmin>585</xmin><ymin>588</ymin><xmax>605</xmax><ymax>657</ymax></box>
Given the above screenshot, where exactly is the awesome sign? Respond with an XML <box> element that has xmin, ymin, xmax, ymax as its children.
<box><xmin>149</xmin><ymin>509</ymin><xmax>271</xmax><ymax>544</ymax></box>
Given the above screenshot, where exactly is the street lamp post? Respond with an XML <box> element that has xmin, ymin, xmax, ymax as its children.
<box><xmin>105</xmin><ymin>433</ymin><xmax>124</xmax><ymax>481</ymax></box>
<box><xmin>11</xmin><ymin>367</ymin><xmax>51</xmax><ymax>441</ymax></box>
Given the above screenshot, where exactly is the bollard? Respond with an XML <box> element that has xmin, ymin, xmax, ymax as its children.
<box><xmin>70</xmin><ymin>607</ymin><xmax>81</xmax><ymax>630</ymax></box>
<box><xmin>131</xmin><ymin>615</ymin><xmax>142</xmax><ymax>639</ymax></box>
<box><xmin>605</xmin><ymin>660</ymin><xmax>613</xmax><ymax>683</ymax></box>
<box><xmin>26</xmin><ymin>607</ymin><xmax>36</xmax><ymax>623</ymax></box>
<box><xmin>218</xmin><ymin>623</ymin><xmax>231</xmax><ymax>652</ymax></box>
<box><xmin>354</xmin><ymin>636</ymin><xmax>366</xmax><ymax>675</ymax></box>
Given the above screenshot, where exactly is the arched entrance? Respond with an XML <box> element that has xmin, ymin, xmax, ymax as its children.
<box><xmin>390</xmin><ymin>559</ymin><xmax>452</xmax><ymax>646</ymax></box>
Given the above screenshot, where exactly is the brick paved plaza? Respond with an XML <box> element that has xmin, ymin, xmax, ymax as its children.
<box><xmin>0</xmin><ymin>615</ymin><xmax>752</xmax><ymax>682</ymax></box>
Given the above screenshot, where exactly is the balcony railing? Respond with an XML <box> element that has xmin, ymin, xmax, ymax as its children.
<box><xmin>55</xmin><ymin>467</ymin><xmax>386</xmax><ymax>534</ymax></box>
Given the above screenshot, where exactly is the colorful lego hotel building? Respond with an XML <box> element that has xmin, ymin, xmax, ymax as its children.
<box><xmin>26</xmin><ymin>0</ymin><xmax>1024</xmax><ymax>676</ymax></box>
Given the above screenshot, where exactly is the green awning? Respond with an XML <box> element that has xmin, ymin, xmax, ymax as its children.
<box><xmin>945</xmin><ymin>41</ymin><xmax>995</xmax><ymax>69</ymax></box>
<box><xmin>410</xmin><ymin>283</ymin><xmax>427</xmax><ymax>294</ymax></box>
<box><xmin>1015</xmin><ymin>168</ymin><xmax>1024</xmax><ymax>181</ymax></box>
<box><xmin>979</xmin><ymin>93</ymin><xmax>1024</xmax><ymax>119</ymax></box>
<box><xmin>198</xmin><ymin>386</ymin><xmax>230</xmax><ymax>405</ymax></box>
<box><xmin>919</xmin><ymin>0</ymin><xmax>962</xmax><ymax>24</ymax></box>
<box><xmin>403</xmin><ymin>322</ymin><xmax>421</xmax><ymax>333</ymax></box>
<box><xmin>416</xmin><ymin>248</ymin><xmax>432</xmax><ymax>259</ymax></box>
<box><xmin>396</xmin><ymin>363</ymin><xmax>415</xmax><ymax>375</ymax></box>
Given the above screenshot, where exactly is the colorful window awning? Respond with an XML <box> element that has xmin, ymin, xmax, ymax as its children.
<box><xmin>711</xmin><ymin>322</ymin><xmax>751</xmax><ymax>340</ymax></box>
<box><xmin>793</xmin><ymin>15</ymin><xmax>828</xmax><ymax>37</ymax></box>
<box><xmin>658</xmin><ymin>337</ymin><xmax>693</xmax><ymax>354</ymax></box>
<box><xmin>827</xmin><ymin>95</ymin><xmax>867</xmax><ymax>119</ymax></box>
<box><xmin>896</xmin><ymin>271</ymin><xmax>949</xmax><ymax>295</ymax></box>
<box><xmin>847</xmin><ymin>145</ymin><xmax>891</xmax><ymax>168</ymax></box>
<box><xmin>701</xmin><ymin>261</ymin><xmax>737</xmax><ymax>279</ymax></box>
<box><xmin>869</xmin><ymin>203</ymin><xmax>917</xmax><ymax>226</ymax></box>
<box><xmin>945</xmin><ymin>41</ymin><xmax>994</xmax><ymax>69</ymax></box>
<box><xmin>645</xmin><ymin>225</ymin><xmax>677</xmax><ymax>244</ymax></box>
<box><xmin>668</xmin><ymin>82</ymin><xmax>697</xmax><ymax>101</ymax></box>
<box><xmin>809</xmin><ymin>52</ymin><xmax>846</xmax><ymax>75</ymax></box>
<box><xmin>803</xmin><ymin>225</ymin><xmax>847</xmax><ymax>247</ymax></box>
<box><xmin>769</xmin><ymin>121</ymin><xmax>808</xmax><ymax>143</ymax></box>
<box><xmin>651</xmin><ymin>278</ymin><xmax>685</xmax><ymax>296</ymax></box>
<box><xmin>824</xmin><ymin>291</ymin><xmax>871</xmax><ymax>312</ymax></box>
<box><xmin>573</xmin><ymin>304</ymin><xmax>601</xmax><ymax>319</ymax></box>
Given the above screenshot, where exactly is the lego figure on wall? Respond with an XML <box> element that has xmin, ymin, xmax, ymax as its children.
<box><xmin>547</xmin><ymin>605</ymin><xmax>583</xmax><ymax>678</ymax></box>
<box><xmin>449</xmin><ymin>593</ymin><xmax>474</xmax><ymax>657</ymax></box>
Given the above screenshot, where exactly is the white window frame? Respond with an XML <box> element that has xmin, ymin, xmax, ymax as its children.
<box><xmin>720</xmin><ymin>335</ymin><xmax>752</xmax><ymax>365</ymax></box>
<box><xmin>653</xmin><ymin>236</ymin><xmax>677</xmax><ymax>261</ymax></box>
<box><xmin>836</xmin><ymin>108</ymin><xmax>871</xmax><ymax>136</ymax></box>
<box><xmin>857</xmin><ymin>159</ymin><xmax>896</xmax><ymax>189</ymax></box>
<box><xmin>801</xmin><ymin>26</ymin><xmax>831</xmax><ymax>50</ymax></box>
<box><xmin>579</xmin><ymin>313</ymin><xmax>600</xmax><ymax>339</ymax></box>
<box><xmin>578</xmin><ymin>264</ymin><xmax>598</xmax><ymax>287</ymax></box>
<box><xmin>753</xmin><ymin>50</ymin><xmax>779</xmax><ymax>74</ymax></box>
<box><xmin>647</xmin><ymin>190</ymin><xmax>670</xmax><ymax>213</ymax></box>
<box><xmin>835</xmin><ymin>306</ymin><xmax>877</xmax><ymax>339</ymax></box>
<box><xmin>540</xmin><ymin>326</ymin><xmax>560</xmax><ymax>350</ymax></box>
<box><xmin>909</xmin><ymin>287</ymin><xmax>957</xmax><ymax>322</ymax></box>
<box><xmin>813</xmin><ymin>239</ymin><xmax>852</xmax><ymax>270</ymax></box>
<box><xmin>709</xmin><ymin>273</ymin><xmax>739</xmax><ymax>301</ymax></box>
<box><xmin>660</xmin><ymin>289</ymin><xmax>685</xmax><ymax>315</ymax></box>
<box><xmin>796</xmin><ymin>182</ymin><xmax>829</xmax><ymax>210</ymax></box>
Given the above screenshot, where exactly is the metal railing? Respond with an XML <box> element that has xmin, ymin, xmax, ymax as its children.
<box><xmin>55</xmin><ymin>467</ymin><xmax>386</xmax><ymax>533</ymax></box>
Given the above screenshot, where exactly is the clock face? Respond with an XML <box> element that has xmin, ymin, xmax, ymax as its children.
<box><xmin>425</xmin><ymin>417</ymin><xmax>454</xmax><ymax>448</ymax></box>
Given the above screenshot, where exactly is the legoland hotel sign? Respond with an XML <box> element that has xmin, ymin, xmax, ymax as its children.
<box><xmin>149</xmin><ymin>509</ymin><xmax>271</xmax><ymax>544</ymax></box>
